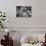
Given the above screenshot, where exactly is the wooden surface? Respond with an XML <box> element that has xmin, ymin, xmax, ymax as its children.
<box><xmin>1</xmin><ymin>33</ymin><xmax>13</xmax><ymax>46</ymax></box>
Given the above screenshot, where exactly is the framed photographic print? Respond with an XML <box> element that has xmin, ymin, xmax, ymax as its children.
<box><xmin>16</xmin><ymin>6</ymin><xmax>32</xmax><ymax>18</ymax></box>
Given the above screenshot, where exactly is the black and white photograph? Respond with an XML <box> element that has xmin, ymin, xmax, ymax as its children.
<box><xmin>16</xmin><ymin>6</ymin><xmax>32</xmax><ymax>17</ymax></box>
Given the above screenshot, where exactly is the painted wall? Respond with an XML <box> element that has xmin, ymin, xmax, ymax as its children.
<box><xmin>0</xmin><ymin>0</ymin><xmax>46</xmax><ymax>27</ymax></box>
<box><xmin>0</xmin><ymin>0</ymin><xmax>46</xmax><ymax>46</ymax></box>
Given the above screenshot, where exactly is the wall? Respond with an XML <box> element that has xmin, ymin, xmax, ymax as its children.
<box><xmin>0</xmin><ymin>0</ymin><xmax>46</xmax><ymax>46</ymax></box>
<box><xmin>0</xmin><ymin>0</ymin><xmax>46</xmax><ymax>27</ymax></box>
